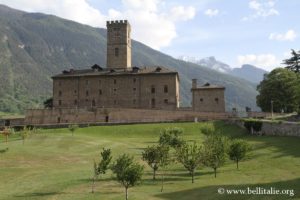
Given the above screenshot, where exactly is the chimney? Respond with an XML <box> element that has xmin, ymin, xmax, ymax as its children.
<box><xmin>192</xmin><ymin>79</ymin><xmax>197</xmax><ymax>89</ymax></box>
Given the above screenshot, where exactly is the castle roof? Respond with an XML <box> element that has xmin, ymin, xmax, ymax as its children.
<box><xmin>192</xmin><ymin>82</ymin><xmax>225</xmax><ymax>90</ymax></box>
<box><xmin>52</xmin><ymin>65</ymin><xmax>178</xmax><ymax>79</ymax></box>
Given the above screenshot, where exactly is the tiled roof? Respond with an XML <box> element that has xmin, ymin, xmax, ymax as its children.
<box><xmin>52</xmin><ymin>64</ymin><xmax>177</xmax><ymax>78</ymax></box>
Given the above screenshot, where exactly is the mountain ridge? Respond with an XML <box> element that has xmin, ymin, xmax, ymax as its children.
<box><xmin>179</xmin><ymin>56</ymin><xmax>267</xmax><ymax>83</ymax></box>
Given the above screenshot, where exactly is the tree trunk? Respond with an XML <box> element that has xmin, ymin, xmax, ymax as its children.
<box><xmin>91</xmin><ymin>177</ymin><xmax>95</xmax><ymax>193</ymax></box>
<box><xmin>236</xmin><ymin>159</ymin><xmax>239</xmax><ymax>169</ymax></box>
<box><xmin>153</xmin><ymin>168</ymin><xmax>156</xmax><ymax>180</ymax></box>
<box><xmin>192</xmin><ymin>171</ymin><xmax>194</xmax><ymax>183</ymax></box>
<box><xmin>214</xmin><ymin>168</ymin><xmax>217</xmax><ymax>178</ymax></box>
<box><xmin>161</xmin><ymin>171</ymin><xmax>164</xmax><ymax>192</ymax></box>
<box><xmin>125</xmin><ymin>187</ymin><xmax>128</xmax><ymax>200</ymax></box>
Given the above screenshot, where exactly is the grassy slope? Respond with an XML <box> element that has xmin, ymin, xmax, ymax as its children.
<box><xmin>0</xmin><ymin>122</ymin><xmax>299</xmax><ymax>200</ymax></box>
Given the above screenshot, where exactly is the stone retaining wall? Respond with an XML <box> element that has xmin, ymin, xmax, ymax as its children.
<box><xmin>261</xmin><ymin>122</ymin><xmax>300</xmax><ymax>137</ymax></box>
<box><xmin>25</xmin><ymin>108</ymin><xmax>230</xmax><ymax>126</ymax></box>
<box><xmin>229</xmin><ymin>119</ymin><xmax>300</xmax><ymax>137</ymax></box>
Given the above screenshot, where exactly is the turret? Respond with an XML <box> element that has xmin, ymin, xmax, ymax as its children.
<box><xmin>106</xmin><ymin>20</ymin><xmax>131</xmax><ymax>69</ymax></box>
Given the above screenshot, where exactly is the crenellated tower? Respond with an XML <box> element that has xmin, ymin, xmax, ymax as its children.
<box><xmin>106</xmin><ymin>20</ymin><xmax>131</xmax><ymax>69</ymax></box>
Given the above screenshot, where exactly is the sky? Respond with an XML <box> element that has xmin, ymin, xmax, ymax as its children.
<box><xmin>0</xmin><ymin>0</ymin><xmax>299</xmax><ymax>71</ymax></box>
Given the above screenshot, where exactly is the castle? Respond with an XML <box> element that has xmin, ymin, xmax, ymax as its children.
<box><xmin>24</xmin><ymin>20</ymin><xmax>227</xmax><ymax>125</ymax></box>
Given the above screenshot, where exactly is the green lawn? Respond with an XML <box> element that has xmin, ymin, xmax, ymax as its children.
<box><xmin>0</xmin><ymin>122</ymin><xmax>299</xmax><ymax>200</ymax></box>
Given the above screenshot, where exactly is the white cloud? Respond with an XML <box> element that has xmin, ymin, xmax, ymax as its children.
<box><xmin>170</xmin><ymin>6</ymin><xmax>196</xmax><ymax>21</ymax></box>
<box><xmin>204</xmin><ymin>9</ymin><xmax>219</xmax><ymax>17</ymax></box>
<box><xmin>237</xmin><ymin>54</ymin><xmax>280</xmax><ymax>71</ymax></box>
<box><xmin>0</xmin><ymin>0</ymin><xmax>108</xmax><ymax>27</ymax></box>
<box><xmin>269</xmin><ymin>30</ymin><xmax>297</xmax><ymax>41</ymax></box>
<box><xmin>0</xmin><ymin>0</ymin><xmax>196</xmax><ymax>50</ymax></box>
<box><xmin>113</xmin><ymin>1</ymin><xmax>196</xmax><ymax>49</ymax></box>
<box><xmin>243</xmin><ymin>0</ymin><xmax>279</xmax><ymax>21</ymax></box>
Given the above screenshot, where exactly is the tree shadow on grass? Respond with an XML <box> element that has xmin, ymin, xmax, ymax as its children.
<box><xmin>14</xmin><ymin>192</ymin><xmax>64</xmax><ymax>198</ymax></box>
<box><xmin>155</xmin><ymin>178</ymin><xmax>300</xmax><ymax>200</ymax></box>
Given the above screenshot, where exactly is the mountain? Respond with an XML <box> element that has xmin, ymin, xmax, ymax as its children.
<box><xmin>178</xmin><ymin>56</ymin><xmax>232</xmax><ymax>73</ymax></box>
<box><xmin>230</xmin><ymin>64</ymin><xmax>267</xmax><ymax>84</ymax></box>
<box><xmin>179</xmin><ymin>56</ymin><xmax>267</xmax><ymax>83</ymax></box>
<box><xmin>0</xmin><ymin>4</ymin><xmax>259</xmax><ymax>113</ymax></box>
<box><xmin>197</xmin><ymin>56</ymin><xmax>232</xmax><ymax>73</ymax></box>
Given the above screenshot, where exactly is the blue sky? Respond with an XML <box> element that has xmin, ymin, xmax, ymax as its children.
<box><xmin>0</xmin><ymin>0</ymin><xmax>299</xmax><ymax>71</ymax></box>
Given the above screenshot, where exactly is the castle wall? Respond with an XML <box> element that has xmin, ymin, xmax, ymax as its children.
<box><xmin>24</xmin><ymin>108</ymin><xmax>229</xmax><ymax>125</ymax></box>
<box><xmin>53</xmin><ymin>73</ymin><xmax>179</xmax><ymax>110</ymax></box>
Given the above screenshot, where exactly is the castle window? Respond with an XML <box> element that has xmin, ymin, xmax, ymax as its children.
<box><xmin>151</xmin><ymin>85</ymin><xmax>155</xmax><ymax>94</ymax></box>
<box><xmin>133</xmin><ymin>99</ymin><xmax>136</xmax><ymax>105</ymax></box>
<box><xmin>115</xmin><ymin>48</ymin><xmax>119</xmax><ymax>57</ymax></box>
<box><xmin>215</xmin><ymin>98</ymin><xmax>219</xmax><ymax>103</ymax></box>
<box><xmin>92</xmin><ymin>99</ymin><xmax>96</xmax><ymax>107</ymax></box>
<box><xmin>200</xmin><ymin>98</ymin><xmax>203</xmax><ymax>102</ymax></box>
<box><xmin>164</xmin><ymin>99</ymin><xmax>168</xmax><ymax>104</ymax></box>
<box><xmin>114</xmin><ymin>88</ymin><xmax>117</xmax><ymax>94</ymax></box>
<box><xmin>58</xmin><ymin>90</ymin><xmax>62</xmax><ymax>97</ymax></box>
<box><xmin>58</xmin><ymin>100</ymin><xmax>62</xmax><ymax>106</ymax></box>
<box><xmin>74</xmin><ymin>100</ymin><xmax>78</xmax><ymax>105</ymax></box>
<box><xmin>99</xmin><ymin>80</ymin><xmax>101</xmax><ymax>85</ymax></box>
<box><xmin>164</xmin><ymin>85</ymin><xmax>168</xmax><ymax>93</ymax></box>
<box><xmin>133</xmin><ymin>88</ymin><xmax>136</xmax><ymax>92</ymax></box>
<box><xmin>86</xmin><ymin>90</ymin><xmax>89</xmax><ymax>96</ymax></box>
<box><xmin>151</xmin><ymin>98</ymin><xmax>156</xmax><ymax>108</ymax></box>
<box><xmin>133</xmin><ymin>78</ymin><xmax>136</xmax><ymax>83</ymax></box>
<box><xmin>74</xmin><ymin>90</ymin><xmax>77</xmax><ymax>94</ymax></box>
<box><xmin>114</xmin><ymin>79</ymin><xmax>117</xmax><ymax>84</ymax></box>
<box><xmin>99</xmin><ymin>89</ymin><xmax>102</xmax><ymax>95</ymax></box>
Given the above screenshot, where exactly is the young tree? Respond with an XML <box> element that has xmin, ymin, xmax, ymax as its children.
<box><xmin>68</xmin><ymin>124</ymin><xmax>79</xmax><ymax>136</ymax></box>
<box><xmin>92</xmin><ymin>148</ymin><xmax>112</xmax><ymax>193</ymax></box>
<box><xmin>20</xmin><ymin>127</ymin><xmax>31</xmax><ymax>145</ymax></box>
<box><xmin>228</xmin><ymin>139</ymin><xmax>250</xmax><ymax>169</ymax></box>
<box><xmin>158</xmin><ymin>145</ymin><xmax>171</xmax><ymax>192</ymax></box>
<box><xmin>176</xmin><ymin>142</ymin><xmax>203</xmax><ymax>183</ymax></box>
<box><xmin>202</xmin><ymin>133</ymin><xmax>228</xmax><ymax>178</ymax></box>
<box><xmin>111</xmin><ymin>154</ymin><xmax>144</xmax><ymax>200</ymax></box>
<box><xmin>1</xmin><ymin>127</ymin><xmax>11</xmax><ymax>144</ymax></box>
<box><xmin>142</xmin><ymin>145</ymin><xmax>166</xmax><ymax>180</ymax></box>
<box><xmin>159</xmin><ymin>127</ymin><xmax>185</xmax><ymax>149</ymax></box>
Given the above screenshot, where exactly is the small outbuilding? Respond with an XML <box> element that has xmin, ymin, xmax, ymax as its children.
<box><xmin>191</xmin><ymin>79</ymin><xmax>225</xmax><ymax>113</ymax></box>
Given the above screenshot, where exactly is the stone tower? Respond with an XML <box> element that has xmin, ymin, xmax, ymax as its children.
<box><xmin>106</xmin><ymin>20</ymin><xmax>131</xmax><ymax>69</ymax></box>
